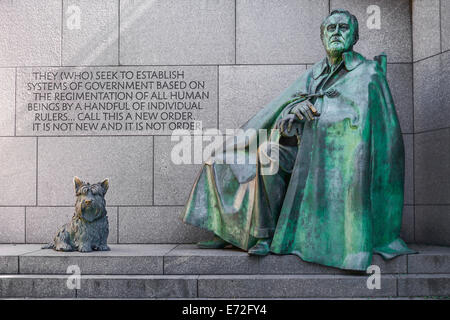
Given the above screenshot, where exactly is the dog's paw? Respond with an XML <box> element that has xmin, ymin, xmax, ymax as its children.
<box><xmin>55</xmin><ymin>244</ymin><xmax>73</xmax><ymax>252</ymax></box>
<box><xmin>95</xmin><ymin>245</ymin><xmax>110</xmax><ymax>251</ymax></box>
<box><xmin>78</xmin><ymin>245</ymin><xmax>93</xmax><ymax>252</ymax></box>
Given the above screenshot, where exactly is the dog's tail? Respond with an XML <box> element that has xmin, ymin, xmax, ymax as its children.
<box><xmin>42</xmin><ymin>242</ymin><xmax>55</xmax><ymax>249</ymax></box>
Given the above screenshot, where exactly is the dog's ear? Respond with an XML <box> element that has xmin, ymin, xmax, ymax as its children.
<box><xmin>74</xmin><ymin>176</ymin><xmax>83</xmax><ymax>192</ymax></box>
<box><xmin>100</xmin><ymin>178</ymin><xmax>109</xmax><ymax>194</ymax></box>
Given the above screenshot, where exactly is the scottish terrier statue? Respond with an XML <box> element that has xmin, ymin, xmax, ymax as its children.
<box><xmin>43</xmin><ymin>177</ymin><xmax>110</xmax><ymax>252</ymax></box>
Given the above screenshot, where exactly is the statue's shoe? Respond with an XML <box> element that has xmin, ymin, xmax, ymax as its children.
<box><xmin>248</xmin><ymin>239</ymin><xmax>271</xmax><ymax>256</ymax></box>
<box><xmin>197</xmin><ymin>237</ymin><xmax>229</xmax><ymax>249</ymax></box>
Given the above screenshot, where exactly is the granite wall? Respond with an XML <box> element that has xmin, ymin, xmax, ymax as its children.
<box><xmin>0</xmin><ymin>0</ymin><xmax>436</xmax><ymax>245</ymax></box>
<box><xmin>412</xmin><ymin>0</ymin><xmax>450</xmax><ymax>245</ymax></box>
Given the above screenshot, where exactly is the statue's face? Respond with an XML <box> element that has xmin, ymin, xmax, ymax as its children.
<box><xmin>321</xmin><ymin>13</ymin><xmax>355</xmax><ymax>57</ymax></box>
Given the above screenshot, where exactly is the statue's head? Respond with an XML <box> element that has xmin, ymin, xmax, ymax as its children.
<box><xmin>320</xmin><ymin>9</ymin><xmax>359</xmax><ymax>58</ymax></box>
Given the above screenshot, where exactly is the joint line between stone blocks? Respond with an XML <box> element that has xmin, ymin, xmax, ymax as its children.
<box><xmin>234</xmin><ymin>0</ymin><xmax>237</xmax><ymax>64</ymax></box>
<box><xmin>152</xmin><ymin>136</ymin><xmax>155</xmax><ymax>206</ymax></box>
<box><xmin>36</xmin><ymin>137</ymin><xmax>39</xmax><ymax>206</ymax></box>
<box><xmin>217</xmin><ymin>65</ymin><xmax>220</xmax><ymax>129</ymax></box>
<box><xmin>118</xmin><ymin>0</ymin><xmax>121</xmax><ymax>65</ymax></box>
<box><xmin>440</xmin><ymin>0</ymin><xmax>442</xmax><ymax>53</ymax></box>
<box><xmin>117</xmin><ymin>206</ymin><xmax>120</xmax><ymax>244</ymax></box>
<box><xmin>24</xmin><ymin>207</ymin><xmax>27</xmax><ymax>244</ymax></box>
<box><xmin>14</xmin><ymin>67</ymin><xmax>17</xmax><ymax>136</ymax></box>
<box><xmin>61</xmin><ymin>0</ymin><xmax>63</xmax><ymax>66</ymax></box>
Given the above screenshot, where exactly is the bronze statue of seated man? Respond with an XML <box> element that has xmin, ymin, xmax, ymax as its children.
<box><xmin>182</xmin><ymin>9</ymin><xmax>415</xmax><ymax>271</ymax></box>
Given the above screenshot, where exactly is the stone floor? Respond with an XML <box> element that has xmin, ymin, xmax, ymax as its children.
<box><xmin>0</xmin><ymin>244</ymin><xmax>449</xmax><ymax>299</ymax></box>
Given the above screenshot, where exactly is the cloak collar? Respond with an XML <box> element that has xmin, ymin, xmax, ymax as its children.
<box><xmin>312</xmin><ymin>51</ymin><xmax>366</xmax><ymax>79</ymax></box>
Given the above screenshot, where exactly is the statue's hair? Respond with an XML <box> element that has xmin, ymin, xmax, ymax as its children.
<box><xmin>320</xmin><ymin>9</ymin><xmax>359</xmax><ymax>45</ymax></box>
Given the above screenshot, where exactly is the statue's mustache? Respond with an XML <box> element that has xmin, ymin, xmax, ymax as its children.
<box><xmin>329</xmin><ymin>35</ymin><xmax>343</xmax><ymax>43</ymax></box>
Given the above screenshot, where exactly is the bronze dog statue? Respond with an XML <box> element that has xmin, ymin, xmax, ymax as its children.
<box><xmin>43</xmin><ymin>177</ymin><xmax>110</xmax><ymax>252</ymax></box>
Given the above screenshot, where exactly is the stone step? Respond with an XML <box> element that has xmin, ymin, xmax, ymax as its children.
<box><xmin>0</xmin><ymin>274</ymin><xmax>449</xmax><ymax>298</ymax></box>
<box><xmin>1</xmin><ymin>244</ymin><xmax>449</xmax><ymax>298</ymax></box>
<box><xmin>0</xmin><ymin>244</ymin><xmax>449</xmax><ymax>275</ymax></box>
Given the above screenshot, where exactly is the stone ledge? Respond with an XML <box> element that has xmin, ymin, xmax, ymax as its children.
<box><xmin>77</xmin><ymin>275</ymin><xmax>198</xmax><ymax>299</ymax></box>
<box><xmin>0</xmin><ymin>257</ymin><xmax>18</xmax><ymax>274</ymax></box>
<box><xmin>0</xmin><ymin>244</ymin><xmax>42</xmax><ymax>274</ymax></box>
<box><xmin>1</xmin><ymin>274</ymin><xmax>449</xmax><ymax>298</ymax></box>
<box><xmin>398</xmin><ymin>274</ymin><xmax>450</xmax><ymax>297</ymax></box>
<box><xmin>0</xmin><ymin>275</ymin><xmax>76</xmax><ymax>298</ymax></box>
<box><xmin>0</xmin><ymin>244</ymin><xmax>449</xmax><ymax>276</ymax></box>
<box><xmin>408</xmin><ymin>245</ymin><xmax>450</xmax><ymax>274</ymax></box>
<box><xmin>19</xmin><ymin>244</ymin><xmax>176</xmax><ymax>275</ymax></box>
<box><xmin>197</xmin><ymin>274</ymin><xmax>398</xmax><ymax>298</ymax></box>
<box><xmin>166</xmin><ymin>244</ymin><xmax>408</xmax><ymax>275</ymax></box>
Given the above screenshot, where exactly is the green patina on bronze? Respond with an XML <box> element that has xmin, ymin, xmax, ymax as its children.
<box><xmin>43</xmin><ymin>177</ymin><xmax>110</xmax><ymax>252</ymax></box>
<box><xmin>182</xmin><ymin>10</ymin><xmax>415</xmax><ymax>271</ymax></box>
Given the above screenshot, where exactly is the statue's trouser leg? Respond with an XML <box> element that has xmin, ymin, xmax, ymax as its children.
<box><xmin>248</xmin><ymin>142</ymin><xmax>298</xmax><ymax>246</ymax></box>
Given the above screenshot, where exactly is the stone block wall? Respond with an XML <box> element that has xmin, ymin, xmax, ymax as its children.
<box><xmin>412</xmin><ymin>0</ymin><xmax>450</xmax><ymax>245</ymax></box>
<box><xmin>0</xmin><ymin>0</ymin><xmax>438</xmax><ymax>245</ymax></box>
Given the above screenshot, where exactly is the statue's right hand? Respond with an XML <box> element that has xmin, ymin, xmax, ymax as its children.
<box><xmin>275</xmin><ymin>113</ymin><xmax>298</xmax><ymax>136</ymax></box>
<box><xmin>289</xmin><ymin>100</ymin><xmax>320</xmax><ymax>121</ymax></box>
